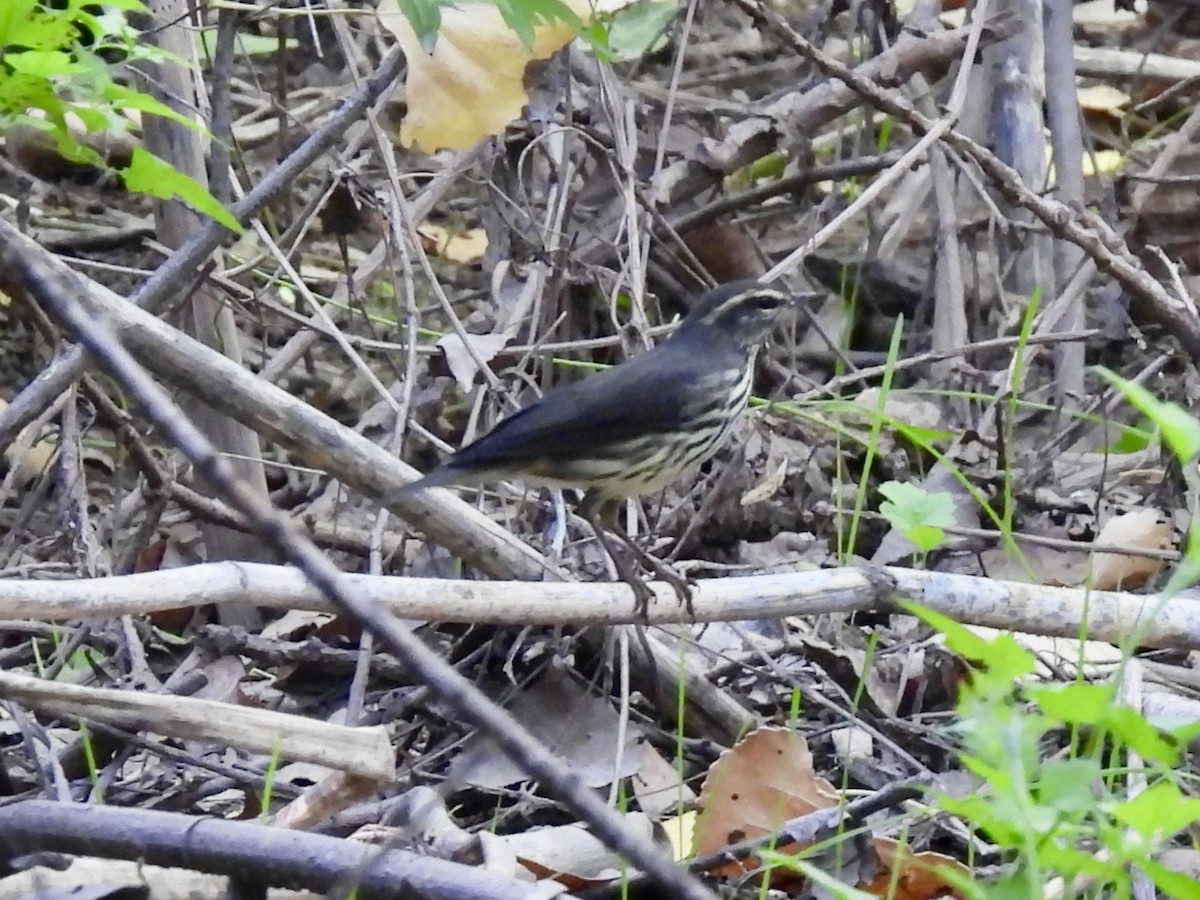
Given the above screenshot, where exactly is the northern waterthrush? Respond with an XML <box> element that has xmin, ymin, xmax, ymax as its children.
<box><xmin>405</xmin><ymin>280</ymin><xmax>805</xmax><ymax>613</ymax></box>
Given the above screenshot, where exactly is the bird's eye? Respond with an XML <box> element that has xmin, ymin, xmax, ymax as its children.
<box><xmin>754</xmin><ymin>295</ymin><xmax>781</xmax><ymax>310</ymax></box>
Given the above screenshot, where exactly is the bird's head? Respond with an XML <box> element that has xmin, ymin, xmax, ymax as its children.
<box><xmin>674</xmin><ymin>280</ymin><xmax>801</xmax><ymax>348</ymax></box>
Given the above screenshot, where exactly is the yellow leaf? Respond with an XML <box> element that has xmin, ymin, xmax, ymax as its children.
<box><xmin>1077</xmin><ymin>83</ymin><xmax>1130</xmax><ymax>113</ymax></box>
<box><xmin>417</xmin><ymin>224</ymin><xmax>489</xmax><ymax>263</ymax></box>
<box><xmin>378</xmin><ymin>0</ymin><xmax>633</xmax><ymax>152</ymax></box>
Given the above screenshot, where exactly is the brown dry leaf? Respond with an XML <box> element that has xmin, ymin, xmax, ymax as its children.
<box><xmin>378</xmin><ymin>0</ymin><xmax>633</xmax><ymax>152</ymax></box>
<box><xmin>852</xmin><ymin>389</ymin><xmax>944</xmax><ymax>432</ymax></box>
<box><xmin>865</xmin><ymin>839</ymin><xmax>969</xmax><ymax>900</ymax></box>
<box><xmin>694</xmin><ymin>726</ymin><xmax>838</xmax><ymax>874</ymax></box>
<box><xmin>630</xmin><ymin>740</ymin><xmax>694</xmax><ymax>819</ymax></box>
<box><xmin>694</xmin><ymin>727</ymin><xmax>970</xmax><ymax>897</ymax></box>
<box><xmin>976</xmin><ymin>542</ymin><xmax>1089</xmax><ymax>587</ymax></box>
<box><xmin>417</xmin><ymin>224</ymin><xmax>489</xmax><ymax>263</ymax></box>
<box><xmin>1089</xmin><ymin>508</ymin><xmax>1172</xmax><ymax>590</ymax></box>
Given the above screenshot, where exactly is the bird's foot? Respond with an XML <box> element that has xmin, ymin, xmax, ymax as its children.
<box><xmin>626</xmin><ymin>575</ymin><xmax>655</xmax><ymax>622</ymax></box>
<box><xmin>633</xmin><ymin>552</ymin><xmax>694</xmax><ymax>618</ymax></box>
<box><xmin>599</xmin><ymin>543</ymin><xmax>655</xmax><ymax>620</ymax></box>
<box><xmin>581</xmin><ymin>501</ymin><xmax>695</xmax><ymax>620</ymax></box>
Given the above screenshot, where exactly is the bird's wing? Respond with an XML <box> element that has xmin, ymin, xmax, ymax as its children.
<box><xmin>447</xmin><ymin>341</ymin><xmax>730</xmax><ymax>471</ymax></box>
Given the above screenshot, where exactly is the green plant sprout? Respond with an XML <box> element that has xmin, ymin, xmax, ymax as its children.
<box><xmin>904</xmin><ymin>604</ymin><xmax>1200</xmax><ymax>899</ymax></box>
<box><xmin>877</xmin><ymin>480</ymin><xmax>956</xmax><ymax>557</ymax></box>
<box><xmin>259</xmin><ymin>740</ymin><xmax>282</xmax><ymax>818</ymax></box>
<box><xmin>79</xmin><ymin>720</ymin><xmax>101</xmax><ymax>801</ymax></box>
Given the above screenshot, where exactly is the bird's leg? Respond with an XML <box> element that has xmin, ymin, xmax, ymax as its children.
<box><xmin>580</xmin><ymin>495</ymin><xmax>655</xmax><ymax>618</ymax></box>
<box><xmin>580</xmin><ymin>493</ymin><xmax>694</xmax><ymax>619</ymax></box>
<box><xmin>609</xmin><ymin>515</ymin><xmax>694</xmax><ymax>618</ymax></box>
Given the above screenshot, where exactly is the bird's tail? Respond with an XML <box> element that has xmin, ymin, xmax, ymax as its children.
<box><xmin>377</xmin><ymin>461</ymin><xmax>483</xmax><ymax>508</ymax></box>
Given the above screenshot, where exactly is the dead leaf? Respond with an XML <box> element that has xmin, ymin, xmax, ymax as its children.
<box><xmin>865</xmin><ymin>839</ymin><xmax>971</xmax><ymax>900</ymax></box>
<box><xmin>0</xmin><ymin>396</ymin><xmax>57</xmax><ymax>485</ymax></box>
<box><xmin>630</xmin><ymin>740</ymin><xmax>695</xmax><ymax>819</ymax></box>
<box><xmin>694</xmin><ymin>727</ymin><xmax>968</xmax><ymax>897</ymax></box>
<box><xmin>1077</xmin><ymin>84</ymin><xmax>1130</xmax><ymax>113</ymax></box>
<box><xmin>418</xmin><ymin>224</ymin><xmax>489</xmax><ymax>263</ymax></box>
<box><xmin>437</xmin><ymin>331</ymin><xmax>511</xmax><ymax>389</ymax></box>
<box><xmin>378</xmin><ymin>0</ymin><xmax>636</xmax><ymax>152</ymax></box>
<box><xmin>694</xmin><ymin>727</ymin><xmax>838</xmax><ymax>868</ymax></box>
<box><xmin>447</xmin><ymin>669</ymin><xmax>640</xmax><ymax>789</ymax></box>
<box><xmin>740</xmin><ymin>459</ymin><xmax>788</xmax><ymax>506</ymax></box>
<box><xmin>853</xmin><ymin>389</ymin><xmax>944</xmax><ymax>432</ymax></box>
<box><xmin>1089</xmin><ymin>508</ymin><xmax>1171</xmax><ymax>591</ymax></box>
<box><xmin>262</xmin><ymin>608</ymin><xmax>337</xmax><ymax>640</ymax></box>
<box><xmin>507</xmin><ymin>814</ymin><xmax>655</xmax><ymax>888</ymax></box>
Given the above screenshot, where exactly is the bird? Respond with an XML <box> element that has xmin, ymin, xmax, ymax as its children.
<box><xmin>403</xmin><ymin>280</ymin><xmax>805</xmax><ymax>615</ymax></box>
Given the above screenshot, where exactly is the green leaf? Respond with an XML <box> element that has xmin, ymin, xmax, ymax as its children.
<box><xmin>5</xmin><ymin>49</ymin><xmax>80</xmax><ymax>78</ymax></box>
<box><xmin>0</xmin><ymin>72</ymin><xmax>62</xmax><ymax>120</ymax></box>
<box><xmin>603</xmin><ymin>0</ymin><xmax>676</xmax><ymax>61</ymax></box>
<box><xmin>891</xmin><ymin>420</ymin><xmax>956</xmax><ymax>447</ymax></box>
<box><xmin>1105</xmin><ymin>706</ymin><xmax>1180</xmax><ymax>765</ymax></box>
<box><xmin>1035</xmin><ymin>757</ymin><xmax>1103</xmax><ymax>815</ymax></box>
<box><xmin>0</xmin><ymin>0</ymin><xmax>40</xmax><ymax>46</ymax></box>
<box><xmin>493</xmin><ymin>0</ymin><xmax>583</xmax><ymax>49</ymax></box>
<box><xmin>398</xmin><ymin>0</ymin><xmax>446</xmax><ymax>52</ymax></box>
<box><xmin>120</xmin><ymin>148</ymin><xmax>242</xmax><ymax>233</ymax></box>
<box><xmin>1165</xmin><ymin>519</ymin><xmax>1200</xmax><ymax>596</ymax></box>
<box><xmin>877</xmin><ymin>480</ymin><xmax>955</xmax><ymax>552</ymax></box>
<box><xmin>577</xmin><ymin>21</ymin><xmax>613</xmax><ymax>59</ymax></box>
<box><xmin>0</xmin><ymin>3</ymin><xmax>76</xmax><ymax>53</ymax></box>
<box><xmin>1108</xmin><ymin>421</ymin><xmax>1154</xmax><ymax>453</ymax></box>
<box><xmin>902</xmin><ymin>602</ymin><xmax>1036</xmax><ymax>680</ymax></box>
<box><xmin>68</xmin><ymin>103</ymin><xmax>113</xmax><ymax>133</ymax></box>
<box><xmin>1112</xmin><ymin>780</ymin><xmax>1200</xmax><ymax>841</ymax></box>
<box><xmin>1095</xmin><ymin>367</ymin><xmax>1200</xmax><ymax>463</ymax></box>
<box><xmin>74</xmin><ymin>0</ymin><xmax>148</xmax><ymax>11</ymax></box>
<box><xmin>1028</xmin><ymin>681</ymin><xmax>1114</xmax><ymax>724</ymax></box>
<box><xmin>102</xmin><ymin>82</ymin><xmax>199</xmax><ymax>131</ymax></box>
<box><xmin>1143</xmin><ymin>859</ymin><xmax>1200</xmax><ymax>900</ymax></box>
<box><xmin>1038</xmin><ymin>842</ymin><xmax>1124</xmax><ymax>882</ymax></box>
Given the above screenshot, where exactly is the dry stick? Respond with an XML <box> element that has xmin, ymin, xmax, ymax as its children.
<box><xmin>668</xmin><ymin>152</ymin><xmax>907</xmax><ymax>236</ymax></box>
<box><xmin>0</xmin><ymin>670</ymin><xmax>394</xmax><ymax>781</ymax></box>
<box><xmin>3</xmin><ymin>563</ymin><xmax>1198</xmax><ymax>649</ymax></box>
<box><xmin>0</xmin><ymin>801</ymin><xmax>538</xmax><ymax>900</ymax></box>
<box><xmin>0</xmin><ymin>45</ymin><xmax>406</xmax><ymax>450</ymax></box>
<box><xmin>2</xmin><ymin>238</ymin><xmax>715</xmax><ymax>900</ymax></box>
<box><xmin>794</xmin><ymin>329</ymin><xmax>1096</xmax><ymax>399</ymax></box>
<box><xmin>733</xmin><ymin>0</ymin><xmax>1200</xmax><ymax>364</ymax></box>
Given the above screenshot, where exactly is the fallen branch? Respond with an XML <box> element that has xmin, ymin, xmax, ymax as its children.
<box><xmin>0</xmin><ymin>801</ymin><xmax>544</xmax><ymax>900</ymax></box>
<box><xmin>0</xmin><ymin>670</ymin><xmax>395</xmax><ymax>781</ymax></box>
<box><xmin>0</xmin><ymin>561</ymin><xmax>1195</xmax><ymax>649</ymax></box>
